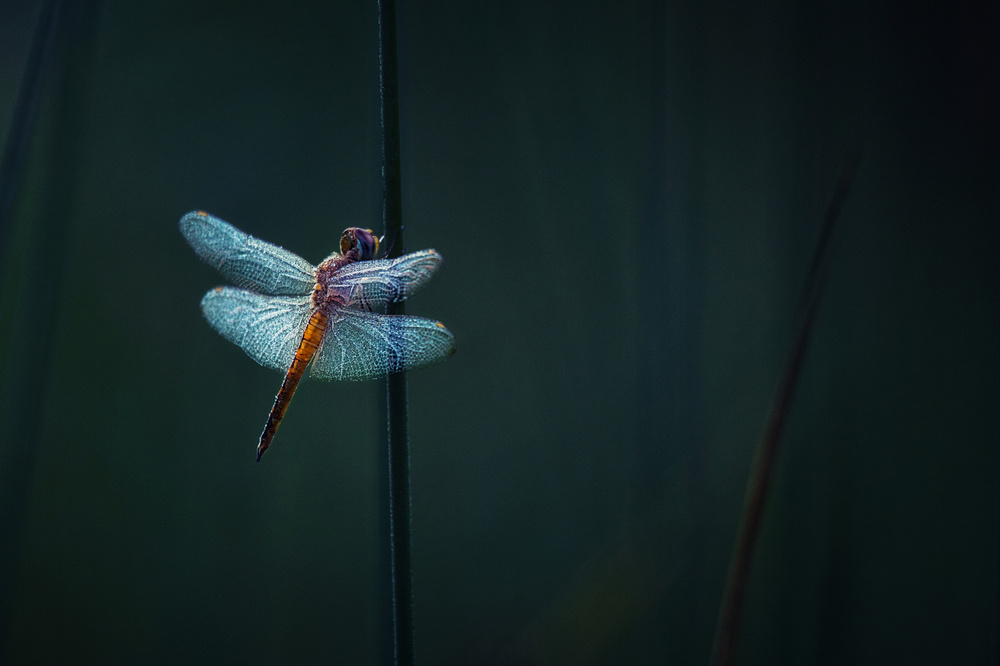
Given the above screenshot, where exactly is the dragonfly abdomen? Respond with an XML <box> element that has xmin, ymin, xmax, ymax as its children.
<box><xmin>256</xmin><ymin>309</ymin><xmax>329</xmax><ymax>461</ymax></box>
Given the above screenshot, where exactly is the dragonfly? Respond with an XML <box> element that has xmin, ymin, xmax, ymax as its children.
<box><xmin>180</xmin><ymin>210</ymin><xmax>455</xmax><ymax>461</ymax></box>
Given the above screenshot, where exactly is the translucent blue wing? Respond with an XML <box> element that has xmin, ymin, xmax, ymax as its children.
<box><xmin>324</xmin><ymin>249</ymin><xmax>443</xmax><ymax>309</ymax></box>
<box><xmin>180</xmin><ymin>211</ymin><xmax>315</xmax><ymax>296</ymax></box>
<box><xmin>200</xmin><ymin>287</ymin><xmax>313</xmax><ymax>372</ymax></box>
<box><xmin>310</xmin><ymin>308</ymin><xmax>456</xmax><ymax>381</ymax></box>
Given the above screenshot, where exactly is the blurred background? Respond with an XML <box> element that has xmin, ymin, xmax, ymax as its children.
<box><xmin>1</xmin><ymin>0</ymin><xmax>997</xmax><ymax>663</ymax></box>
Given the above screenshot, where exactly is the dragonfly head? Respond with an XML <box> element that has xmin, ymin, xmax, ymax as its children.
<box><xmin>341</xmin><ymin>228</ymin><xmax>380</xmax><ymax>261</ymax></box>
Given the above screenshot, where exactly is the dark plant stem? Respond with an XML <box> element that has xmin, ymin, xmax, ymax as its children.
<box><xmin>0</xmin><ymin>0</ymin><xmax>62</xmax><ymax>255</ymax></box>
<box><xmin>0</xmin><ymin>2</ymin><xmax>95</xmax><ymax>663</ymax></box>
<box><xmin>709</xmin><ymin>129</ymin><xmax>867</xmax><ymax>666</ymax></box>
<box><xmin>378</xmin><ymin>0</ymin><xmax>413</xmax><ymax>663</ymax></box>
<box><xmin>0</xmin><ymin>0</ymin><xmax>65</xmax><ymax>655</ymax></box>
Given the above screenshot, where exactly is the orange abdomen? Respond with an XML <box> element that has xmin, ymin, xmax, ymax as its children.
<box><xmin>256</xmin><ymin>309</ymin><xmax>329</xmax><ymax>461</ymax></box>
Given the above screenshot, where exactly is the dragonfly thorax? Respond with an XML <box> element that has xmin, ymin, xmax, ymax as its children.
<box><xmin>311</xmin><ymin>256</ymin><xmax>353</xmax><ymax>309</ymax></box>
<box><xmin>311</xmin><ymin>227</ymin><xmax>381</xmax><ymax>309</ymax></box>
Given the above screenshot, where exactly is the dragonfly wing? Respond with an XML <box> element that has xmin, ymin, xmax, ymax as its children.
<box><xmin>180</xmin><ymin>211</ymin><xmax>315</xmax><ymax>296</ymax></box>
<box><xmin>310</xmin><ymin>307</ymin><xmax>456</xmax><ymax>381</ymax></box>
<box><xmin>325</xmin><ymin>249</ymin><xmax>443</xmax><ymax>309</ymax></box>
<box><xmin>200</xmin><ymin>287</ymin><xmax>313</xmax><ymax>373</ymax></box>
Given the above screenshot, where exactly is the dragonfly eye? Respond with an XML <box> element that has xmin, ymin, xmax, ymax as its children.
<box><xmin>341</xmin><ymin>227</ymin><xmax>379</xmax><ymax>260</ymax></box>
<box><xmin>339</xmin><ymin>228</ymin><xmax>355</xmax><ymax>255</ymax></box>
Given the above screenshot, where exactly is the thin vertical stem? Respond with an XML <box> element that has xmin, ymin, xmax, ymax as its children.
<box><xmin>709</xmin><ymin>283</ymin><xmax>823</xmax><ymax>666</ymax></box>
<box><xmin>0</xmin><ymin>1</ymin><xmax>67</xmax><ymax>662</ymax></box>
<box><xmin>0</xmin><ymin>0</ymin><xmax>62</xmax><ymax>255</ymax></box>
<box><xmin>709</xmin><ymin>129</ymin><xmax>867</xmax><ymax>666</ymax></box>
<box><xmin>0</xmin><ymin>2</ymin><xmax>94</xmax><ymax>662</ymax></box>
<box><xmin>377</xmin><ymin>0</ymin><xmax>413</xmax><ymax>663</ymax></box>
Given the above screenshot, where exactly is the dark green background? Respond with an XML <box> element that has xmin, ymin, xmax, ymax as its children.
<box><xmin>1</xmin><ymin>0</ymin><xmax>997</xmax><ymax>663</ymax></box>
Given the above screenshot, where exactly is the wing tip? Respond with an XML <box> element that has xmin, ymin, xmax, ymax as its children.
<box><xmin>199</xmin><ymin>285</ymin><xmax>227</xmax><ymax>309</ymax></box>
<box><xmin>424</xmin><ymin>320</ymin><xmax>457</xmax><ymax>362</ymax></box>
<box><xmin>179</xmin><ymin>209</ymin><xmax>211</xmax><ymax>228</ymax></box>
